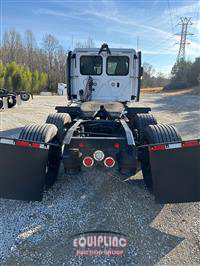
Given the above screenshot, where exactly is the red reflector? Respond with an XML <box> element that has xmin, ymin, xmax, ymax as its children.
<box><xmin>104</xmin><ymin>157</ymin><xmax>115</xmax><ymax>168</ymax></box>
<box><xmin>182</xmin><ymin>140</ymin><xmax>200</xmax><ymax>148</ymax></box>
<box><xmin>83</xmin><ymin>156</ymin><xmax>94</xmax><ymax>167</ymax></box>
<box><xmin>149</xmin><ymin>144</ymin><xmax>166</xmax><ymax>151</ymax></box>
<box><xmin>16</xmin><ymin>141</ymin><xmax>41</xmax><ymax>149</ymax></box>
<box><xmin>114</xmin><ymin>143</ymin><xmax>120</xmax><ymax>149</ymax></box>
<box><xmin>79</xmin><ymin>142</ymin><xmax>85</xmax><ymax>148</ymax></box>
<box><xmin>31</xmin><ymin>143</ymin><xmax>40</xmax><ymax>148</ymax></box>
<box><xmin>16</xmin><ymin>141</ymin><xmax>30</xmax><ymax>147</ymax></box>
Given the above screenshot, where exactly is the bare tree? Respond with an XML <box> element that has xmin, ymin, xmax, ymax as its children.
<box><xmin>2</xmin><ymin>29</ymin><xmax>23</xmax><ymax>63</ymax></box>
<box><xmin>24</xmin><ymin>30</ymin><xmax>37</xmax><ymax>71</ymax></box>
<box><xmin>76</xmin><ymin>37</ymin><xmax>96</xmax><ymax>48</ymax></box>
<box><xmin>142</xmin><ymin>63</ymin><xmax>156</xmax><ymax>87</ymax></box>
<box><xmin>56</xmin><ymin>45</ymin><xmax>67</xmax><ymax>82</ymax></box>
<box><xmin>85</xmin><ymin>37</ymin><xmax>95</xmax><ymax>48</ymax></box>
<box><xmin>42</xmin><ymin>34</ymin><xmax>60</xmax><ymax>90</ymax></box>
<box><xmin>0</xmin><ymin>29</ymin><xmax>70</xmax><ymax>92</ymax></box>
<box><xmin>42</xmin><ymin>34</ymin><xmax>59</xmax><ymax>70</ymax></box>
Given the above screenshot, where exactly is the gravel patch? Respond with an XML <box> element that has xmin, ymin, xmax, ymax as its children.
<box><xmin>0</xmin><ymin>95</ymin><xmax>199</xmax><ymax>265</ymax></box>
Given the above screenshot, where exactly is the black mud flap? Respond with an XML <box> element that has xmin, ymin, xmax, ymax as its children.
<box><xmin>0</xmin><ymin>138</ymin><xmax>50</xmax><ymax>201</ymax></box>
<box><xmin>149</xmin><ymin>140</ymin><xmax>200</xmax><ymax>203</ymax></box>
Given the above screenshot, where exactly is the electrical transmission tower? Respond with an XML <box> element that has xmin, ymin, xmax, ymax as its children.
<box><xmin>175</xmin><ymin>17</ymin><xmax>193</xmax><ymax>62</ymax></box>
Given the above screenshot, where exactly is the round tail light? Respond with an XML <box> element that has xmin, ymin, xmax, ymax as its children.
<box><xmin>83</xmin><ymin>156</ymin><xmax>94</xmax><ymax>167</ymax></box>
<box><xmin>93</xmin><ymin>150</ymin><xmax>104</xmax><ymax>161</ymax></box>
<box><xmin>104</xmin><ymin>157</ymin><xmax>115</xmax><ymax>168</ymax></box>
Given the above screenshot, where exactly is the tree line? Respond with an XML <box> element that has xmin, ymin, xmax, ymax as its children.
<box><xmin>142</xmin><ymin>62</ymin><xmax>169</xmax><ymax>88</ymax></box>
<box><xmin>0</xmin><ymin>28</ymin><xmax>171</xmax><ymax>93</ymax></box>
<box><xmin>1</xmin><ymin>28</ymin><xmax>198</xmax><ymax>93</ymax></box>
<box><xmin>142</xmin><ymin>57</ymin><xmax>200</xmax><ymax>90</ymax></box>
<box><xmin>0</xmin><ymin>62</ymin><xmax>48</xmax><ymax>93</ymax></box>
<box><xmin>0</xmin><ymin>29</ymin><xmax>67</xmax><ymax>93</ymax></box>
<box><xmin>167</xmin><ymin>57</ymin><xmax>200</xmax><ymax>89</ymax></box>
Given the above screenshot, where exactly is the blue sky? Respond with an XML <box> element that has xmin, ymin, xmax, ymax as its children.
<box><xmin>1</xmin><ymin>0</ymin><xmax>200</xmax><ymax>75</ymax></box>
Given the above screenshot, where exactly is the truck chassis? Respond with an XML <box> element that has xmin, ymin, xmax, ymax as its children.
<box><xmin>0</xmin><ymin>44</ymin><xmax>199</xmax><ymax>203</ymax></box>
<box><xmin>0</xmin><ymin>100</ymin><xmax>199</xmax><ymax>203</ymax></box>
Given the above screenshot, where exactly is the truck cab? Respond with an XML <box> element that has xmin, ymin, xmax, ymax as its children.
<box><xmin>67</xmin><ymin>44</ymin><xmax>142</xmax><ymax>102</ymax></box>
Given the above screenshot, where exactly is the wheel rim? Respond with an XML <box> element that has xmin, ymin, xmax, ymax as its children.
<box><xmin>21</xmin><ymin>94</ymin><xmax>29</xmax><ymax>100</ymax></box>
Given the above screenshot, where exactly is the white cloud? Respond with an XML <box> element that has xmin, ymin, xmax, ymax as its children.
<box><xmin>33</xmin><ymin>8</ymin><xmax>67</xmax><ymax>17</ymax></box>
<box><xmin>32</xmin><ymin>0</ymin><xmax>200</xmax><ymax>70</ymax></box>
<box><xmin>143</xmin><ymin>49</ymin><xmax>176</xmax><ymax>55</ymax></box>
<box><xmin>33</xmin><ymin>8</ymin><xmax>86</xmax><ymax>21</ymax></box>
<box><xmin>83</xmin><ymin>9</ymin><xmax>173</xmax><ymax>38</ymax></box>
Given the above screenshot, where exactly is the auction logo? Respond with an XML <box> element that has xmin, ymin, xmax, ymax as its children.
<box><xmin>70</xmin><ymin>230</ymin><xmax>128</xmax><ymax>256</ymax></box>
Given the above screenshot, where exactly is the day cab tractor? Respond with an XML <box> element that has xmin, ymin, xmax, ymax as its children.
<box><xmin>0</xmin><ymin>44</ymin><xmax>199</xmax><ymax>203</ymax></box>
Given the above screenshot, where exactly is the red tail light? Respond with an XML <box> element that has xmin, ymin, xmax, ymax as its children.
<box><xmin>31</xmin><ymin>143</ymin><xmax>40</xmax><ymax>148</ymax></box>
<box><xmin>79</xmin><ymin>142</ymin><xmax>85</xmax><ymax>148</ymax></box>
<box><xmin>182</xmin><ymin>140</ymin><xmax>200</xmax><ymax>148</ymax></box>
<box><xmin>16</xmin><ymin>141</ymin><xmax>30</xmax><ymax>147</ymax></box>
<box><xmin>15</xmin><ymin>141</ymin><xmax>44</xmax><ymax>149</ymax></box>
<box><xmin>83</xmin><ymin>156</ymin><xmax>94</xmax><ymax>167</ymax></box>
<box><xmin>114</xmin><ymin>143</ymin><xmax>120</xmax><ymax>149</ymax></box>
<box><xmin>104</xmin><ymin>157</ymin><xmax>115</xmax><ymax>168</ymax></box>
<box><xmin>149</xmin><ymin>144</ymin><xmax>166</xmax><ymax>151</ymax></box>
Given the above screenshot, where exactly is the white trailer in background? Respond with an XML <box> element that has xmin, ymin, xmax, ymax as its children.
<box><xmin>57</xmin><ymin>83</ymin><xmax>67</xmax><ymax>96</ymax></box>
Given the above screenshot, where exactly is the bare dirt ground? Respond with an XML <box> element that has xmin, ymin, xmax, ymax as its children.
<box><xmin>141</xmin><ymin>85</ymin><xmax>200</xmax><ymax>96</ymax></box>
<box><xmin>0</xmin><ymin>95</ymin><xmax>200</xmax><ymax>266</ymax></box>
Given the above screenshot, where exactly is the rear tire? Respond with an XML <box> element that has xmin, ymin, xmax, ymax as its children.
<box><xmin>19</xmin><ymin>123</ymin><xmax>60</xmax><ymax>188</ymax></box>
<box><xmin>140</xmin><ymin>124</ymin><xmax>182</xmax><ymax>190</ymax></box>
<box><xmin>0</xmin><ymin>98</ymin><xmax>3</xmax><ymax>109</ymax></box>
<box><xmin>134</xmin><ymin>113</ymin><xmax>157</xmax><ymax>144</ymax></box>
<box><xmin>46</xmin><ymin>113</ymin><xmax>71</xmax><ymax>143</ymax></box>
<box><xmin>145</xmin><ymin>124</ymin><xmax>182</xmax><ymax>144</ymax></box>
<box><xmin>7</xmin><ymin>96</ymin><xmax>17</xmax><ymax>108</ymax></box>
<box><xmin>19</xmin><ymin>123</ymin><xmax>58</xmax><ymax>143</ymax></box>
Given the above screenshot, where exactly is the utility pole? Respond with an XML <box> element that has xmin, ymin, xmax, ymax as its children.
<box><xmin>175</xmin><ymin>17</ymin><xmax>193</xmax><ymax>62</ymax></box>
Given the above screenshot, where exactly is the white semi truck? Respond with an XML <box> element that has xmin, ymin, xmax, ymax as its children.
<box><xmin>0</xmin><ymin>44</ymin><xmax>199</xmax><ymax>203</ymax></box>
<box><xmin>69</xmin><ymin>45</ymin><xmax>141</xmax><ymax>102</ymax></box>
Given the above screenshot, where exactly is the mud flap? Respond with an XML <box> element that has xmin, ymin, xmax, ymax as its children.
<box><xmin>149</xmin><ymin>140</ymin><xmax>200</xmax><ymax>203</ymax></box>
<box><xmin>0</xmin><ymin>139</ymin><xmax>50</xmax><ymax>201</ymax></box>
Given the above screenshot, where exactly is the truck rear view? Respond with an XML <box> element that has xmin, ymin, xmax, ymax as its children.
<box><xmin>0</xmin><ymin>43</ymin><xmax>199</xmax><ymax>204</ymax></box>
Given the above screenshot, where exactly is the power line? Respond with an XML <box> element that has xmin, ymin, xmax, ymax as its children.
<box><xmin>194</xmin><ymin>1</ymin><xmax>199</xmax><ymax>22</ymax></box>
<box><xmin>173</xmin><ymin>1</ymin><xmax>179</xmax><ymax>22</ymax></box>
<box><xmin>144</xmin><ymin>43</ymin><xmax>176</xmax><ymax>61</ymax></box>
<box><xmin>175</xmin><ymin>17</ymin><xmax>194</xmax><ymax>62</ymax></box>
<box><xmin>145</xmin><ymin>35</ymin><xmax>175</xmax><ymax>52</ymax></box>
<box><xmin>167</xmin><ymin>0</ymin><xmax>175</xmax><ymax>34</ymax></box>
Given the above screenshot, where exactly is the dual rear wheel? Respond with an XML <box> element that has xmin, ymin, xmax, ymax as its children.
<box><xmin>19</xmin><ymin>113</ymin><xmax>71</xmax><ymax>188</ymax></box>
<box><xmin>134</xmin><ymin>114</ymin><xmax>182</xmax><ymax>190</ymax></box>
